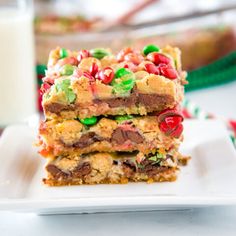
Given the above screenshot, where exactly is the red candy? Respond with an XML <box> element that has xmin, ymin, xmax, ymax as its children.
<box><xmin>124</xmin><ymin>53</ymin><xmax>143</xmax><ymax>65</ymax></box>
<box><xmin>38</xmin><ymin>87</ymin><xmax>43</xmax><ymax>112</ymax></box>
<box><xmin>42</xmin><ymin>77</ymin><xmax>54</xmax><ymax>85</ymax></box>
<box><xmin>40</xmin><ymin>82</ymin><xmax>51</xmax><ymax>95</ymax></box>
<box><xmin>170</xmin><ymin>123</ymin><xmax>183</xmax><ymax>138</ymax></box>
<box><xmin>164</xmin><ymin>116</ymin><xmax>183</xmax><ymax>129</ymax></box>
<box><xmin>77</xmin><ymin>50</ymin><xmax>91</xmax><ymax>63</ymax></box>
<box><xmin>89</xmin><ymin>62</ymin><xmax>99</xmax><ymax>77</ymax></box>
<box><xmin>117</xmin><ymin>47</ymin><xmax>133</xmax><ymax>62</ymax></box>
<box><xmin>147</xmin><ymin>52</ymin><xmax>171</xmax><ymax>66</ymax></box>
<box><xmin>122</xmin><ymin>62</ymin><xmax>137</xmax><ymax>72</ymax></box>
<box><xmin>38</xmin><ymin>146</ymin><xmax>52</xmax><ymax>157</ymax></box>
<box><xmin>72</xmin><ymin>68</ymin><xmax>83</xmax><ymax>78</ymax></box>
<box><xmin>144</xmin><ymin>59</ymin><xmax>178</xmax><ymax>79</ymax></box>
<box><xmin>57</xmin><ymin>56</ymin><xmax>78</xmax><ymax>67</ymax></box>
<box><xmin>96</xmin><ymin>67</ymin><xmax>114</xmax><ymax>84</ymax></box>
<box><xmin>158</xmin><ymin>108</ymin><xmax>183</xmax><ymax>122</ymax></box>
<box><xmin>159</xmin><ymin>120</ymin><xmax>170</xmax><ymax>133</ymax></box>
<box><xmin>144</xmin><ymin>63</ymin><xmax>159</xmax><ymax>75</ymax></box>
<box><xmin>157</xmin><ymin>108</ymin><xmax>184</xmax><ymax>138</ymax></box>
<box><xmin>83</xmin><ymin>71</ymin><xmax>94</xmax><ymax>81</ymax></box>
<box><xmin>83</xmin><ymin>71</ymin><xmax>96</xmax><ymax>94</ymax></box>
<box><xmin>159</xmin><ymin>64</ymin><xmax>178</xmax><ymax>79</ymax></box>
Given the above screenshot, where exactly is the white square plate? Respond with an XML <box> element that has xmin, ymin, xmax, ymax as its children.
<box><xmin>0</xmin><ymin>120</ymin><xmax>236</xmax><ymax>214</ymax></box>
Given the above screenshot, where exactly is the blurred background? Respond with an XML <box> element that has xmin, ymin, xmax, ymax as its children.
<box><xmin>35</xmin><ymin>0</ymin><xmax>236</xmax><ymax>70</ymax></box>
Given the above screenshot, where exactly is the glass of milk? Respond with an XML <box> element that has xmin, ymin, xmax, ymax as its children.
<box><xmin>0</xmin><ymin>0</ymin><xmax>36</xmax><ymax>127</ymax></box>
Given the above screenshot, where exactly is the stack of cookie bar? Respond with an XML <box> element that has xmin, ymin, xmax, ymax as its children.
<box><xmin>38</xmin><ymin>44</ymin><xmax>188</xmax><ymax>186</ymax></box>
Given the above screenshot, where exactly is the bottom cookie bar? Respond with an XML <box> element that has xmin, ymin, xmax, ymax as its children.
<box><xmin>43</xmin><ymin>150</ymin><xmax>188</xmax><ymax>186</ymax></box>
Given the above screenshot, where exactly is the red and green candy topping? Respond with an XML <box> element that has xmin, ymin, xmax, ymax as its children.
<box><xmin>142</xmin><ymin>44</ymin><xmax>178</xmax><ymax>80</ymax></box>
<box><xmin>96</xmin><ymin>67</ymin><xmax>115</xmax><ymax>84</ymax></box>
<box><xmin>59</xmin><ymin>64</ymin><xmax>75</xmax><ymax>76</ymax></box>
<box><xmin>89</xmin><ymin>62</ymin><xmax>99</xmax><ymax>77</ymax></box>
<box><xmin>58</xmin><ymin>57</ymin><xmax>79</xmax><ymax>67</ymax></box>
<box><xmin>112</xmin><ymin>68</ymin><xmax>135</xmax><ymax>94</ymax></box>
<box><xmin>59</xmin><ymin>48</ymin><xmax>69</xmax><ymax>59</ymax></box>
<box><xmin>116</xmin><ymin>47</ymin><xmax>133</xmax><ymax>62</ymax></box>
<box><xmin>157</xmin><ymin>108</ymin><xmax>184</xmax><ymax>138</ymax></box>
<box><xmin>77</xmin><ymin>49</ymin><xmax>91</xmax><ymax>63</ymax></box>
<box><xmin>142</xmin><ymin>44</ymin><xmax>160</xmax><ymax>55</ymax></box>
<box><xmin>40</xmin><ymin>82</ymin><xmax>51</xmax><ymax>95</ymax></box>
<box><xmin>146</xmin><ymin>52</ymin><xmax>171</xmax><ymax>65</ymax></box>
<box><xmin>90</xmin><ymin>48</ymin><xmax>111</xmax><ymax>59</ymax></box>
<box><xmin>144</xmin><ymin>63</ymin><xmax>178</xmax><ymax>79</ymax></box>
<box><xmin>54</xmin><ymin>79</ymin><xmax>76</xmax><ymax>103</ymax></box>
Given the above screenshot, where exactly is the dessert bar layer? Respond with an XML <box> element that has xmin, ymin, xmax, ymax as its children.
<box><xmin>43</xmin><ymin>149</ymin><xmax>188</xmax><ymax>186</ymax></box>
<box><xmin>41</xmin><ymin>45</ymin><xmax>186</xmax><ymax>119</ymax></box>
<box><xmin>38</xmin><ymin>113</ymin><xmax>183</xmax><ymax>158</ymax></box>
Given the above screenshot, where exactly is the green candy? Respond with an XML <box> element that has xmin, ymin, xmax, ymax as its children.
<box><xmin>115</xmin><ymin>115</ymin><xmax>134</xmax><ymax>122</ymax></box>
<box><xmin>60</xmin><ymin>64</ymin><xmax>74</xmax><ymax>76</ymax></box>
<box><xmin>148</xmin><ymin>153</ymin><xmax>164</xmax><ymax>164</ymax></box>
<box><xmin>79</xmin><ymin>116</ymin><xmax>98</xmax><ymax>126</ymax></box>
<box><xmin>90</xmin><ymin>48</ymin><xmax>110</xmax><ymax>59</ymax></box>
<box><xmin>59</xmin><ymin>48</ymin><xmax>68</xmax><ymax>58</ymax></box>
<box><xmin>112</xmin><ymin>70</ymin><xmax>135</xmax><ymax>94</ymax></box>
<box><xmin>55</xmin><ymin>79</ymin><xmax>76</xmax><ymax>103</ymax></box>
<box><xmin>142</xmin><ymin>44</ymin><xmax>160</xmax><ymax>56</ymax></box>
<box><xmin>115</xmin><ymin>68</ymin><xmax>131</xmax><ymax>78</ymax></box>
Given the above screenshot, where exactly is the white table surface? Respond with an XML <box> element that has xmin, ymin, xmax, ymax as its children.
<box><xmin>0</xmin><ymin>81</ymin><xmax>236</xmax><ymax>236</ymax></box>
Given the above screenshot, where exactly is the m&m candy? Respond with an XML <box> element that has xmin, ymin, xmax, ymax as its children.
<box><xmin>79</xmin><ymin>116</ymin><xmax>98</xmax><ymax>125</ymax></box>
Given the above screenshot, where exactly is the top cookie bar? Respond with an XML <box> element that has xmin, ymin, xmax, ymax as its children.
<box><xmin>41</xmin><ymin>45</ymin><xmax>187</xmax><ymax>120</ymax></box>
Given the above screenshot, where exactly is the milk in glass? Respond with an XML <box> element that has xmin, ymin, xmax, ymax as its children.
<box><xmin>0</xmin><ymin>1</ymin><xmax>36</xmax><ymax>127</ymax></box>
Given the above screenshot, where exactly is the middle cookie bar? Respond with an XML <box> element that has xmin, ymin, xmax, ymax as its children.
<box><xmin>38</xmin><ymin>114</ymin><xmax>183</xmax><ymax>158</ymax></box>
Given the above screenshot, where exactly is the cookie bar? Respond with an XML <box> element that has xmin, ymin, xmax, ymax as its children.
<box><xmin>38</xmin><ymin>44</ymin><xmax>189</xmax><ymax>186</ymax></box>
<box><xmin>43</xmin><ymin>149</ymin><xmax>188</xmax><ymax>186</ymax></box>
<box><xmin>41</xmin><ymin>45</ymin><xmax>186</xmax><ymax>120</ymax></box>
<box><xmin>38</xmin><ymin>109</ymin><xmax>184</xmax><ymax>157</ymax></box>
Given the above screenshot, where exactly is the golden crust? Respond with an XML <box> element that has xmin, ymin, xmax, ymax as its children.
<box><xmin>43</xmin><ymin>170</ymin><xmax>177</xmax><ymax>186</ymax></box>
<box><xmin>135</xmin><ymin>74</ymin><xmax>177</xmax><ymax>98</ymax></box>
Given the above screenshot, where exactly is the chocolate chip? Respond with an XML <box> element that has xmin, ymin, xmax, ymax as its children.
<box><xmin>44</xmin><ymin>102</ymin><xmax>74</xmax><ymax>114</ymax></box>
<box><xmin>111</xmin><ymin>127</ymin><xmax>144</xmax><ymax>145</ymax></box>
<box><xmin>45</xmin><ymin>92</ymin><xmax>174</xmax><ymax>115</ymax></box>
<box><xmin>46</xmin><ymin>164</ymin><xmax>70</xmax><ymax>179</ymax></box>
<box><xmin>101</xmin><ymin>94</ymin><xmax>137</xmax><ymax>108</ymax></box>
<box><xmin>46</xmin><ymin>162</ymin><xmax>91</xmax><ymax>180</ymax></box>
<box><xmin>113</xmin><ymin>160</ymin><xmax>119</xmax><ymax>165</ymax></box>
<box><xmin>111</xmin><ymin>128</ymin><xmax>126</xmax><ymax>145</ymax></box>
<box><xmin>138</xmin><ymin>159</ymin><xmax>170</xmax><ymax>177</ymax></box>
<box><xmin>138</xmin><ymin>94</ymin><xmax>171</xmax><ymax>108</ymax></box>
<box><xmin>71</xmin><ymin>132</ymin><xmax>105</xmax><ymax>148</ymax></box>
<box><xmin>73</xmin><ymin>162</ymin><xmax>91</xmax><ymax>178</ymax></box>
<box><xmin>122</xmin><ymin>160</ymin><xmax>137</xmax><ymax>178</ymax></box>
<box><xmin>126</xmin><ymin>130</ymin><xmax>144</xmax><ymax>144</ymax></box>
<box><xmin>98</xmin><ymin>93</ymin><xmax>173</xmax><ymax>110</ymax></box>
